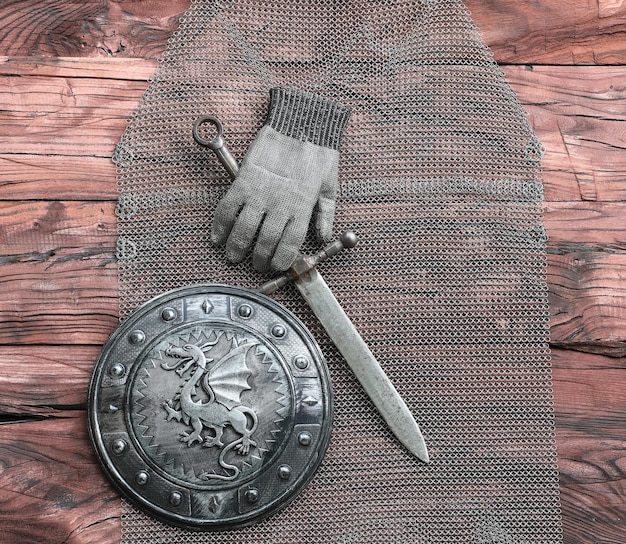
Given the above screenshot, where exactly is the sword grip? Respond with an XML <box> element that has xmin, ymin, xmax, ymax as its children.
<box><xmin>257</xmin><ymin>274</ymin><xmax>293</xmax><ymax>296</ymax></box>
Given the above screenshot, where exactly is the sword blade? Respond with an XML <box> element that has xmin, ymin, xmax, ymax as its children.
<box><xmin>295</xmin><ymin>268</ymin><xmax>429</xmax><ymax>463</ymax></box>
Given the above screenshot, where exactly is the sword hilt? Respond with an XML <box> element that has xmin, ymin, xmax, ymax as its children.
<box><xmin>192</xmin><ymin>116</ymin><xmax>358</xmax><ymax>294</ymax></box>
<box><xmin>259</xmin><ymin>231</ymin><xmax>358</xmax><ymax>295</ymax></box>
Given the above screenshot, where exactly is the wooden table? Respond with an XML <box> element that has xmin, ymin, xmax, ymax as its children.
<box><xmin>1</xmin><ymin>2</ymin><xmax>625</xmax><ymax>542</ymax></box>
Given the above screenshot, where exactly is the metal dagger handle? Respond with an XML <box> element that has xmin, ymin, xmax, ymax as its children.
<box><xmin>193</xmin><ymin>115</ymin><xmax>239</xmax><ymax>180</ymax></box>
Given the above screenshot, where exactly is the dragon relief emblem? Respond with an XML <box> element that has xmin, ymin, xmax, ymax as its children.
<box><xmin>160</xmin><ymin>334</ymin><xmax>260</xmax><ymax>481</ymax></box>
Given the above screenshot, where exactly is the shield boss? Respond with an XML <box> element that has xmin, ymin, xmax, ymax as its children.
<box><xmin>88</xmin><ymin>285</ymin><xmax>333</xmax><ymax>530</ymax></box>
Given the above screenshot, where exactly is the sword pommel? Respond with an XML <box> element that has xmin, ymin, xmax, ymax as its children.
<box><xmin>258</xmin><ymin>231</ymin><xmax>358</xmax><ymax>295</ymax></box>
<box><xmin>193</xmin><ymin>115</ymin><xmax>239</xmax><ymax>181</ymax></box>
<box><xmin>338</xmin><ymin>230</ymin><xmax>358</xmax><ymax>250</ymax></box>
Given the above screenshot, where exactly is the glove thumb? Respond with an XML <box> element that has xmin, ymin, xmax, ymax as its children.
<box><xmin>315</xmin><ymin>160</ymin><xmax>339</xmax><ymax>242</ymax></box>
<box><xmin>315</xmin><ymin>191</ymin><xmax>336</xmax><ymax>244</ymax></box>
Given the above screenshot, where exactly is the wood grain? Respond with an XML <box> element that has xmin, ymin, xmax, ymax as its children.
<box><xmin>0</xmin><ymin>154</ymin><xmax>118</xmax><ymax>201</ymax></box>
<box><xmin>0</xmin><ymin>74</ymin><xmax>145</xmax><ymax>156</ymax></box>
<box><xmin>0</xmin><ymin>414</ymin><xmax>121</xmax><ymax>544</ymax></box>
<box><xmin>3</xmin><ymin>60</ymin><xmax>626</xmax><ymax>203</ymax></box>
<box><xmin>0</xmin><ymin>349</ymin><xmax>623</xmax><ymax>544</ymax></box>
<box><xmin>552</xmin><ymin>348</ymin><xmax>626</xmax><ymax>544</ymax></box>
<box><xmin>0</xmin><ymin>346</ymin><xmax>98</xmax><ymax>416</ymax></box>
<box><xmin>0</xmin><ymin>0</ymin><xmax>188</xmax><ymax>59</ymax></box>
<box><xmin>506</xmin><ymin>65</ymin><xmax>626</xmax><ymax>202</ymax></box>
<box><xmin>1</xmin><ymin>1</ymin><xmax>626</xmax><ymax>541</ymax></box>
<box><xmin>466</xmin><ymin>0</ymin><xmax>626</xmax><ymax>65</ymax></box>
<box><xmin>0</xmin><ymin>249</ymin><xmax>118</xmax><ymax>346</ymax></box>
<box><xmin>1</xmin><ymin>200</ymin><xmax>118</xmax><ymax>345</ymax></box>
<box><xmin>4</xmin><ymin>198</ymin><xmax>626</xmax><ymax>353</ymax></box>
<box><xmin>1</xmin><ymin>200</ymin><xmax>116</xmax><ymax>249</ymax></box>
<box><xmin>0</xmin><ymin>55</ymin><xmax>157</xmax><ymax>79</ymax></box>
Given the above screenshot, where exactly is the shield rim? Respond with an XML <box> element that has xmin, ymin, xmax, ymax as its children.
<box><xmin>88</xmin><ymin>283</ymin><xmax>333</xmax><ymax>530</ymax></box>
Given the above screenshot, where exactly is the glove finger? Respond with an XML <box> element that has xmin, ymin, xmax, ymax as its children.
<box><xmin>252</xmin><ymin>214</ymin><xmax>290</xmax><ymax>273</ymax></box>
<box><xmin>315</xmin><ymin>195</ymin><xmax>336</xmax><ymax>243</ymax></box>
<box><xmin>211</xmin><ymin>194</ymin><xmax>242</xmax><ymax>246</ymax></box>
<box><xmin>225</xmin><ymin>205</ymin><xmax>264</xmax><ymax>263</ymax></box>
<box><xmin>271</xmin><ymin>217</ymin><xmax>308</xmax><ymax>272</ymax></box>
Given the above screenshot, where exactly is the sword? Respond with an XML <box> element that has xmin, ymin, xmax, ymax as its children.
<box><xmin>194</xmin><ymin>116</ymin><xmax>429</xmax><ymax>462</ymax></box>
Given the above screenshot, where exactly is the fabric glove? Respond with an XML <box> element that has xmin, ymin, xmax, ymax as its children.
<box><xmin>211</xmin><ymin>87</ymin><xmax>351</xmax><ymax>272</ymax></box>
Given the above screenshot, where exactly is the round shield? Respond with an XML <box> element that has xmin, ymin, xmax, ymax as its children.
<box><xmin>88</xmin><ymin>284</ymin><xmax>333</xmax><ymax>530</ymax></box>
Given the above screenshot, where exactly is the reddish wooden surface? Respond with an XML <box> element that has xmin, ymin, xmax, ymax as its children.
<box><xmin>1</xmin><ymin>2</ymin><xmax>626</xmax><ymax>543</ymax></box>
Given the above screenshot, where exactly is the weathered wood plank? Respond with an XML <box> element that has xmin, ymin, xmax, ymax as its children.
<box><xmin>0</xmin><ymin>414</ymin><xmax>121</xmax><ymax>544</ymax></box>
<box><xmin>1</xmin><ymin>200</ymin><xmax>118</xmax><ymax>345</ymax></box>
<box><xmin>551</xmin><ymin>348</ymin><xmax>626</xmax><ymax>544</ymax></box>
<box><xmin>505</xmin><ymin>65</ymin><xmax>626</xmax><ymax>202</ymax></box>
<box><xmin>3</xmin><ymin>200</ymin><xmax>626</xmax><ymax>353</ymax></box>
<box><xmin>545</xmin><ymin>201</ymin><xmax>626</xmax><ymax>248</ymax></box>
<box><xmin>1</xmin><ymin>1</ymin><xmax>625</xmax><ymax>65</ymax></box>
<box><xmin>0</xmin><ymin>349</ymin><xmax>623</xmax><ymax>543</ymax></box>
<box><xmin>550</xmin><ymin>258</ymin><xmax>626</xmax><ymax>355</ymax></box>
<box><xmin>552</xmin><ymin>348</ymin><xmax>626</xmax><ymax>543</ymax></box>
<box><xmin>0</xmin><ymin>345</ymin><xmax>98</xmax><ymax>416</ymax></box>
<box><xmin>0</xmin><ymin>154</ymin><xmax>117</xmax><ymax>201</ymax></box>
<box><xmin>559</xmin><ymin>472</ymin><xmax>626</xmax><ymax>544</ymax></box>
<box><xmin>0</xmin><ymin>55</ymin><xmax>157</xmax><ymax>80</ymax></box>
<box><xmin>545</xmin><ymin>202</ymin><xmax>626</xmax><ymax>355</ymax></box>
<box><xmin>553</xmin><ymin>349</ymin><xmax>626</xmax><ymax>434</ymax></box>
<box><xmin>0</xmin><ymin>74</ymin><xmax>144</xmax><ymax>157</ymax></box>
<box><xmin>0</xmin><ymin>0</ymin><xmax>187</xmax><ymax>59</ymax></box>
<box><xmin>0</xmin><ymin>251</ymin><xmax>118</xmax><ymax>346</ymax></box>
<box><xmin>557</xmin><ymin>428</ymin><xmax>626</xmax><ymax>544</ymax></box>
<box><xmin>1</xmin><ymin>200</ymin><xmax>116</xmax><ymax>250</ymax></box>
<box><xmin>466</xmin><ymin>0</ymin><xmax>626</xmax><ymax>65</ymax></box>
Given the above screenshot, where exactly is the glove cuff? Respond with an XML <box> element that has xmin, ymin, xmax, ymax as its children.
<box><xmin>266</xmin><ymin>87</ymin><xmax>351</xmax><ymax>150</ymax></box>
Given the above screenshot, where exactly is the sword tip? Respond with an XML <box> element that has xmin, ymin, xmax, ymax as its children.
<box><xmin>411</xmin><ymin>446</ymin><xmax>430</xmax><ymax>464</ymax></box>
<box><xmin>402</xmin><ymin>434</ymin><xmax>429</xmax><ymax>463</ymax></box>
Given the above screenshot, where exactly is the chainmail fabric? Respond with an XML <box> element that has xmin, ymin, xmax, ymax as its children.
<box><xmin>113</xmin><ymin>0</ymin><xmax>562</xmax><ymax>542</ymax></box>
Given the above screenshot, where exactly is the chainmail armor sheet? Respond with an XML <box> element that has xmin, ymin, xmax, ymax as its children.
<box><xmin>113</xmin><ymin>0</ymin><xmax>563</xmax><ymax>541</ymax></box>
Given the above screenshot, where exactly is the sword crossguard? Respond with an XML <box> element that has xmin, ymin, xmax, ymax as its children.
<box><xmin>258</xmin><ymin>231</ymin><xmax>358</xmax><ymax>295</ymax></box>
